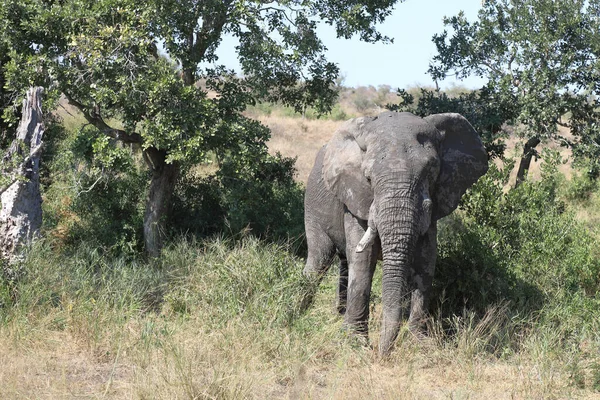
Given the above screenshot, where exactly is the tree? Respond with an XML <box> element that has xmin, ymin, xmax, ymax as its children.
<box><xmin>1</xmin><ymin>0</ymin><xmax>403</xmax><ymax>256</ymax></box>
<box><xmin>0</xmin><ymin>87</ymin><xmax>44</xmax><ymax>264</ymax></box>
<box><xmin>428</xmin><ymin>0</ymin><xmax>600</xmax><ymax>184</ymax></box>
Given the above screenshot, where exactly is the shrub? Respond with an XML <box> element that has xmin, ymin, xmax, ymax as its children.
<box><xmin>171</xmin><ymin>151</ymin><xmax>305</xmax><ymax>248</ymax></box>
<box><xmin>328</xmin><ymin>103</ymin><xmax>349</xmax><ymax>121</ymax></box>
<box><xmin>42</xmin><ymin>125</ymin><xmax>147</xmax><ymax>256</ymax></box>
<box><xmin>434</xmin><ymin>155</ymin><xmax>600</xmax><ymax>335</ymax></box>
<box><xmin>563</xmin><ymin>169</ymin><xmax>598</xmax><ymax>203</ymax></box>
<box><xmin>352</xmin><ymin>94</ymin><xmax>373</xmax><ymax>113</ymax></box>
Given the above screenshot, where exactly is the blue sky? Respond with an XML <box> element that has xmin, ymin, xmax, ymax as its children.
<box><xmin>214</xmin><ymin>0</ymin><xmax>486</xmax><ymax>90</ymax></box>
<box><xmin>317</xmin><ymin>0</ymin><xmax>486</xmax><ymax>89</ymax></box>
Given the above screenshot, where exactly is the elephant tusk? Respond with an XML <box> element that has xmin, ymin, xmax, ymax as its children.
<box><xmin>356</xmin><ymin>226</ymin><xmax>378</xmax><ymax>253</ymax></box>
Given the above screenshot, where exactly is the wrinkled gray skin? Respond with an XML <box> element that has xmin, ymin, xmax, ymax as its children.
<box><xmin>303</xmin><ymin>111</ymin><xmax>488</xmax><ymax>355</ymax></box>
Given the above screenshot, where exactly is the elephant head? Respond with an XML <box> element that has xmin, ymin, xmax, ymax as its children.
<box><xmin>321</xmin><ymin>111</ymin><xmax>488</xmax><ymax>353</ymax></box>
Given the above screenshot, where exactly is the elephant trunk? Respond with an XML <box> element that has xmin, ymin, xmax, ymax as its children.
<box><xmin>376</xmin><ymin>194</ymin><xmax>419</xmax><ymax>355</ymax></box>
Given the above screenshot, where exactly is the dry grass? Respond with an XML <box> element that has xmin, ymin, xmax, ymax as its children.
<box><xmin>262</xmin><ymin>115</ymin><xmax>344</xmax><ymax>184</ymax></box>
<box><xmin>0</xmin><ymin>330</ymin><xmax>133</xmax><ymax>398</ymax></box>
<box><xmin>0</xmin><ymin>313</ymin><xmax>594</xmax><ymax>399</ymax></box>
<box><xmin>1</xmin><ymin>232</ymin><xmax>598</xmax><ymax>400</ymax></box>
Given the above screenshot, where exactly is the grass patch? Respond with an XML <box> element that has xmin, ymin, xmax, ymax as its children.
<box><xmin>1</xmin><ymin>229</ymin><xmax>600</xmax><ymax>398</ymax></box>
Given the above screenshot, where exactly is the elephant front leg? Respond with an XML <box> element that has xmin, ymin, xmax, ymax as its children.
<box><xmin>408</xmin><ymin>222</ymin><xmax>437</xmax><ymax>334</ymax></box>
<box><xmin>343</xmin><ymin>212</ymin><xmax>379</xmax><ymax>336</ymax></box>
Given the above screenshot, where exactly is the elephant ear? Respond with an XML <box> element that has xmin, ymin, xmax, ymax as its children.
<box><xmin>322</xmin><ymin>117</ymin><xmax>373</xmax><ymax>220</ymax></box>
<box><xmin>425</xmin><ymin>113</ymin><xmax>488</xmax><ymax>220</ymax></box>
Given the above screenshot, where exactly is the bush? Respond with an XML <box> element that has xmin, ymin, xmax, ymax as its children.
<box><xmin>44</xmin><ymin>108</ymin><xmax>305</xmax><ymax>256</ymax></box>
<box><xmin>328</xmin><ymin>103</ymin><xmax>349</xmax><ymax>121</ymax></box>
<box><xmin>352</xmin><ymin>93</ymin><xmax>373</xmax><ymax>113</ymax></box>
<box><xmin>42</xmin><ymin>125</ymin><xmax>147</xmax><ymax>256</ymax></box>
<box><xmin>434</xmin><ymin>156</ymin><xmax>600</xmax><ymax>335</ymax></box>
<box><xmin>171</xmin><ymin>150</ymin><xmax>305</xmax><ymax>249</ymax></box>
<box><xmin>563</xmin><ymin>169</ymin><xmax>598</xmax><ymax>203</ymax></box>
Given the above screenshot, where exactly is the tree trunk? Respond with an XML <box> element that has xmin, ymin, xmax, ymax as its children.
<box><xmin>0</xmin><ymin>87</ymin><xmax>44</xmax><ymax>263</ymax></box>
<box><xmin>514</xmin><ymin>136</ymin><xmax>541</xmax><ymax>187</ymax></box>
<box><xmin>143</xmin><ymin>147</ymin><xmax>179</xmax><ymax>258</ymax></box>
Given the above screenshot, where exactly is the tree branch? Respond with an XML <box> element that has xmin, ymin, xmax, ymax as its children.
<box><xmin>481</xmin><ymin>60</ymin><xmax>503</xmax><ymax>75</ymax></box>
<box><xmin>75</xmin><ymin>172</ymin><xmax>104</xmax><ymax>197</ymax></box>
<box><xmin>189</xmin><ymin>0</ymin><xmax>234</xmax><ymax>69</ymax></box>
<box><xmin>258</xmin><ymin>6</ymin><xmax>299</xmax><ymax>27</ymax></box>
<box><xmin>64</xmin><ymin>93</ymin><xmax>143</xmax><ymax>144</ymax></box>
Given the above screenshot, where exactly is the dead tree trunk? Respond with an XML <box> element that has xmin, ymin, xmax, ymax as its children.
<box><xmin>143</xmin><ymin>147</ymin><xmax>179</xmax><ymax>258</ymax></box>
<box><xmin>514</xmin><ymin>136</ymin><xmax>541</xmax><ymax>188</ymax></box>
<box><xmin>0</xmin><ymin>87</ymin><xmax>44</xmax><ymax>263</ymax></box>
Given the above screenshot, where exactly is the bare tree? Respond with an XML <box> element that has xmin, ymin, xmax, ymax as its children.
<box><xmin>0</xmin><ymin>87</ymin><xmax>44</xmax><ymax>263</ymax></box>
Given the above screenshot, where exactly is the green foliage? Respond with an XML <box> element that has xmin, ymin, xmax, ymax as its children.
<box><xmin>172</xmin><ymin>151</ymin><xmax>305</xmax><ymax>247</ymax></box>
<box><xmin>435</xmin><ymin>155</ymin><xmax>600</xmax><ymax>337</ymax></box>
<box><xmin>562</xmin><ymin>160</ymin><xmax>599</xmax><ymax>203</ymax></box>
<box><xmin>564</xmin><ymin>171</ymin><xmax>598</xmax><ymax>203</ymax></box>
<box><xmin>429</xmin><ymin>0</ymin><xmax>600</xmax><ymax>166</ymax></box>
<box><xmin>42</xmin><ymin>124</ymin><xmax>147</xmax><ymax>256</ymax></box>
<box><xmin>1</xmin><ymin>0</ymin><xmax>403</xmax><ymax>155</ymax></box>
<box><xmin>328</xmin><ymin>103</ymin><xmax>349</xmax><ymax>121</ymax></box>
<box><xmin>1</xmin><ymin>0</ymin><xmax>404</xmax><ymax>255</ymax></box>
<box><xmin>67</xmin><ymin>168</ymin><xmax>147</xmax><ymax>255</ymax></box>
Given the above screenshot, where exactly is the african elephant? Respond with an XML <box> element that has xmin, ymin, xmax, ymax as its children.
<box><xmin>303</xmin><ymin>111</ymin><xmax>488</xmax><ymax>355</ymax></box>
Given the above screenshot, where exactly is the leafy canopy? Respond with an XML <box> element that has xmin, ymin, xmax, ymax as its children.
<box><xmin>428</xmin><ymin>0</ymin><xmax>600</xmax><ymax>168</ymax></box>
<box><xmin>1</xmin><ymin>0</ymin><xmax>402</xmax><ymax>166</ymax></box>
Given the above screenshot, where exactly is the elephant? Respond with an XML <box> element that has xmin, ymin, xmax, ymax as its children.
<box><xmin>303</xmin><ymin>111</ymin><xmax>488</xmax><ymax>355</ymax></box>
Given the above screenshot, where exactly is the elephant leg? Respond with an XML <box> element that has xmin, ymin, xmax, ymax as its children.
<box><xmin>301</xmin><ymin>225</ymin><xmax>337</xmax><ymax>312</ymax></box>
<box><xmin>304</xmin><ymin>224</ymin><xmax>336</xmax><ymax>278</ymax></box>
<box><xmin>408</xmin><ymin>222</ymin><xmax>437</xmax><ymax>333</ymax></box>
<box><xmin>343</xmin><ymin>212</ymin><xmax>379</xmax><ymax>336</ymax></box>
<box><xmin>337</xmin><ymin>255</ymin><xmax>348</xmax><ymax>314</ymax></box>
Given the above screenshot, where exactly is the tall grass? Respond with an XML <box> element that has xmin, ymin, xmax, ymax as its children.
<box><xmin>1</xmin><ymin>222</ymin><xmax>600</xmax><ymax>398</ymax></box>
<box><xmin>4</xmin><ymin>104</ymin><xmax>600</xmax><ymax>397</ymax></box>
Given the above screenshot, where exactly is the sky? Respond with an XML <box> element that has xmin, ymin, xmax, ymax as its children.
<box><xmin>317</xmin><ymin>0</ymin><xmax>486</xmax><ymax>89</ymax></box>
<box><xmin>213</xmin><ymin>0</ymin><xmax>486</xmax><ymax>90</ymax></box>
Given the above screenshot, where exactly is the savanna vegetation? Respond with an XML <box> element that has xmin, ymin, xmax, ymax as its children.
<box><xmin>2</xmin><ymin>0</ymin><xmax>600</xmax><ymax>398</ymax></box>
